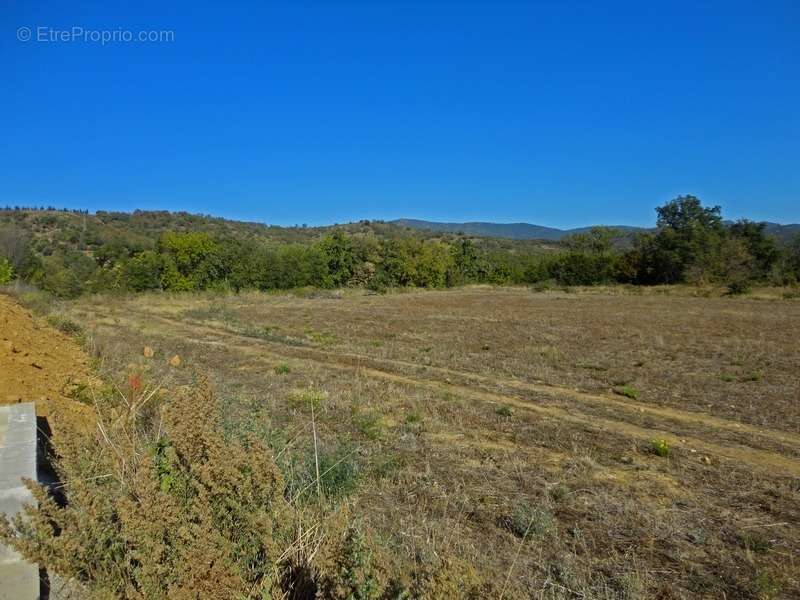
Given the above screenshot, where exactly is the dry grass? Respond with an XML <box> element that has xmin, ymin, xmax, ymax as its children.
<box><xmin>43</xmin><ymin>285</ymin><xmax>800</xmax><ymax>598</ymax></box>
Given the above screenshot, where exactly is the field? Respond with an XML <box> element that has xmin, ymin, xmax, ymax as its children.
<box><xmin>48</xmin><ymin>286</ymin><xmax>800</xmax><ymax>597</ymax></box>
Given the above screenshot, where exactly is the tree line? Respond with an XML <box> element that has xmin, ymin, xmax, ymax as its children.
<box><xmin>1</xmin><ymin>196</ymin><xmax>799</xmax><ymax>296</ymax></box>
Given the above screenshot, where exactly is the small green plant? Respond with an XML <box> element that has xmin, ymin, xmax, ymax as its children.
<box><xmin>495</xmin><ymin>405</ymin><xmax>514</xmax><ymax>417</ymax></box>
<box><xmin>752</xmin><ymin>569</ymin><xmax>780</xmax><ymax>598</ymax></box>
<box><xmin>274</xmin><ymin>363</ymin><xmax>291</xmax><ymax>375</ymax></box>
<box><xmin>317</xmin><ymin>447</ymin><xmax>360</xmax><ymax>500</ymax></box>
<box><xmin>548</xmin><ymin>484</ymin><xmax>568</xmax><ymax>503</ymax></box>
<box><xmin>63</xmin><ymin>380</ymin><xmax>95</xmax><ymax>405</ymax></box>
<box><xmin>613</xmin><ymin>385</ymin><xmax>638</xmax><ymax>400</ymax></box>
<box><xmin>353</xmin><ymin>411</ymin><xmax>383</xmax><ymax>440</ymax></box>
<box><xmin>738</xmin><ymin>531</ymin><xmax>773</xmax><ymax>555</ymax></box>
<box><xmin>288</xmin><ymin>387</ymin><xmax>328</xmax><ymax>411</ymax></box>
<box><xmin>319</xmin><ymin>524</ymin><xmax>379</xmax><ymax>600</ymax></box>
<box><xmin>306</xmin><ymin>329</ymin><xmax>338</xmax><ymax>346</ymax></box>
<box><xmin>373</xmin><ymin>455</ymin><xmax>402</xmax><ymax>480</ymax></box>
<box><xmin>650</xmin><ymin>438</ymin><xmax>670</xmax><ymax>457</ymax></box>
<box><xmin>47</xmin><ymin>314</ymin><xmax>83</xmax><ymax>336</ymax></box>
<box><xmin>720</xmin><ymin>373</ymin><xmax>735</xmax><ymax>382</ymax></box>
<box><xmin>404</xmin><ymin>411</ymin><xmax>422</xmax><ymax>425</ymax></box>
<box><xmin>742</xmin><ymin>371</ymin><xmax>763</xmax><ymax>382</ymax></box>
<box><xmin>505</xmin><ymin>505</ymin><xmax>553</xmax><ymax>539</ymax></box>
<box><xmin>729</xmin><ymin>354</ymin><xmax>745</xmax><ymax>366</ymax></box>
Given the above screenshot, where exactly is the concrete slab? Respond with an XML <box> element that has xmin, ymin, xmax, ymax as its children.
<box><xmin>0</xmin><ymin>403</ymin><xmax>39</xmax><ymax>600</ymax></box>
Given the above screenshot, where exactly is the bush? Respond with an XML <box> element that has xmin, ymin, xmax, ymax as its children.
<box><xmin>2</xmin><ymin>379</ymin><xmax>476</xmax><ymax>598</ymax></box>
<box><xmin>495</xmin><ymin>405</ymin><xmax>514</xmax><ymax>417</ymax></box>
<box><xmin>726</xmin><ymin>278</ymin><xmax>751</xmax><ymax>296</ymax></box>
<box><xmin>0</xmin><ymin>257</ymin><xmax>13</xmax><ymax>284</ymax></box>
<box><xmin>504</xmin><ymin>504</ymin><xmax>554</xmax><ymax>539</ymax></box>
<box><xmin>613</xmin><ymin>385</ymin><xmax>639</xmax><ymax>400</ymax></box>
<box><xmin>46</xmin><ymin>314</ymin><xmax>83</xmax><ymax>336</ymax></box>
<box><xmin>650</xmin><ymin>438</ymin><xmax>670</xmax><ymax>457</ymax></box>
<box><xmin>548</xmin><ymin>251</ymin><xmax>617</xmax><ymax>286</ymax></box>
<box><xmin>0</xmin><ymin>380</ymin><xmax>296</xmax><ymax>598</ymax></box>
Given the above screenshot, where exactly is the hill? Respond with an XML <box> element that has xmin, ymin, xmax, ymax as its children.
<box><xmin>392</xmin><ymin>218</ymin><xmax>646</xmax><ymax>240</ymax></box>
<box><xmin>392</xmin><ymin>218</ymin><xmax>800</xmax><ymax>242</ymax></box>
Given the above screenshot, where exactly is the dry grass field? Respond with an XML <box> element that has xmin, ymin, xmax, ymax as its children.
<box><xmin>60</xmin><ymin>286</ymin><xmax>800</xmax><ymax>598</ymax></box>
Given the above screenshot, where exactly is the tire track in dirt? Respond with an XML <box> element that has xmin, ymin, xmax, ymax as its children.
<box><xmin>108</xmin><ymin>305</ymin><xmax>800</xmax><ymax>448</ymax></box>
<box><xmin>88</xmin><ymin>306</ymin><xmax>800</xmax><ymax>477</ymax></box>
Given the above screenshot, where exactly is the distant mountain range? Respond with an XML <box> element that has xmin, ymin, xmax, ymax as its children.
<box><xmin>391</xmin><ymin>219</ymin><xmax>800</xmax><ymax>242</ymax></box>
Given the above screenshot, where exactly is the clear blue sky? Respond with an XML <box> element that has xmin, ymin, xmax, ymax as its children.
<box><xmin>2</xmin><ymin>1</ymin><xmax>798</xmax><ymax>228</ymax></box>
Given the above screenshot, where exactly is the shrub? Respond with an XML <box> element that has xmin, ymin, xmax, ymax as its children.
<box><xmin>0</xmin><ymin>379</ymin><xmax>296</xmax><ymax>598</ymax></box>
<box><xmin>650</xmin><ymin>438</ymin><xmax>670</xmax><ymax>457</ymax></box>
<box><xmin>504</xmin><ymin>505</ymin><xmax>554</xmax><ymax>539</ymax></box>
<box><xmin>743</xmin><ymin>371</ymin><xmax>763</xmax><ymax>382</ymax></box>
<box><xmin>274</xmin><ymin>363</ymin><xmax>291</xmax><ymax>375</ymax></box>
<box><xmin>404</xmin><ymin>411</ymin><xmax>422</xmax><ymax>425</ymax></box>
<box><xmin>284</xmin><ymin>444</ymin><xmax>360</xmax><ymax>504</ymax></box>
<box><xmin>613</xmin><ymin>385</ymin><xmax>639</xmax><ymax>400</ymax></box>
<box><xmin>46</xmin><ymin>314</ymin><xmax>83</xmax><ymax>336</ymax></box>
<box><xmin>318</xmin><ymin>524</ymin><xmax>379</xmax><ymax>600</ymax></box>
<box><xmin>288</xmin><ymin>387</ymin><xmax>328</xmax><ymax>411</ymax></box>
<box><xmin>1</xmin><ymin>379</ymin><xmax>452</xmax><ymax>598</ymax></box>
<box><xmin>353</xmin><ymin>411</ymin><xmax>383</xmax><ymax>440</ymax></box>
<box><xmin>726</xmin><ymin>278</ymin><xmax>751</xmax><ymax>296</ymax></box>
<box><xmin>549</xmin><ymin>251</ymin><xmax>617</xmax><ymax>286</ymax></box>
<box><xmin>495</xmin><ymin>405</ymin><xmax>514</xmax><ymax>417</ymax></box>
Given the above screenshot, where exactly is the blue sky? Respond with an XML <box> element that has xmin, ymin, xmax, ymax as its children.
<box><xmin>2</xmin><ymin>1</ymin><xmax>798</xmax><ymax>228</ymax></box>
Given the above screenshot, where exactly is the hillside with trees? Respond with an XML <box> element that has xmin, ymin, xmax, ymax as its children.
<box><xmin>1</xmin><ymin>196</ymin><xmax>799</xmax><ymax>297</ymax></box>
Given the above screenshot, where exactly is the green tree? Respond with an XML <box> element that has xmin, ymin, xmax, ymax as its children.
<box><xmin>380</xmin><ymin>239</ymin><xmax>419</xmax><ymax>287</ymax></box>
<box><xmin>786</xmin><ymin>234</ymin><xmax>800</xmax><ymax>281</ymax></box>
<box><xmin>0</xmin><ymin>258</ymin><xmax>14</xmax><ymax>284</ymax></box>
<box><xmin>563</xmin><ymin>227</ymin><xmax>618</xmax><ymax>254</ymax></box>
<box><xmin>729</xmin><ymin>220</ymin><xmax>779</xmax><ymax>278</ymax></box>
<box><xmin>0</xmin><ymin>226</ymin><xmax>37</xmax><ymax>278</ymax></box>
<box><xmin>319</xmin><ymin>232</ymin><xmax>356</xmax><ymax>286</ymax></box>
<box><xmin>123</xmin><ymin>251</ymin><xmax>164</xmax><ymax>291</ymax></box>
<box><xmin>33</xmin><ymin>250</ymin><xmax>98</xmax><ymax>298</ymax></box>
<box><xmin>625</xmin><ymin>195</ymin><xmax>726</xmax><ymax>284</ymax></box>
<box><xmin>551</xmin><ymin>227</ymin><xmax>619</xmax><ymax>285</ymax></box>
<box><xmin>415</xmin><ymin>240</ymin><xmax>455</xmax><ymax>288</ymax></box>
<box><xmin>157</xmin><ymin>232</ymin><xmax>222</xmax><ymax>290</ymax></box>
<box><xmin>267</xmin><ymin>245</ymin><xmax>331</xmax><ymax>289</ymax></box>
<box><xmin>451</xmin><ymin>239</ymin><xmax>478</xmax><ymax>283</ymax></box>
<box><xmin>656</xmin><ymin>195</ymin><xmax>725</xmax><ymax>282</ymax></box>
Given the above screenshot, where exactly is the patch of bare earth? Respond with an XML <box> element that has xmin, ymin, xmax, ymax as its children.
<box><xmin>0</xmin><ymin>294</ymin><xmax>94</xmax><ymax>436</ymax></box>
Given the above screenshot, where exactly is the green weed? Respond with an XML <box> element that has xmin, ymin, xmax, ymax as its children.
<box><xmin>495</xmin><ymin>405</ymin><xmax>514</xmax><ymax>417</ymax></box>
<box><xmin>613</xmin><ymin>385</ymin><xmax>638</xmax><ymax>400</ymax></box>
<box><xmin>650</xmin><ymin>438</ymin><xmax>670</xmax><ymax>457</ymax></box>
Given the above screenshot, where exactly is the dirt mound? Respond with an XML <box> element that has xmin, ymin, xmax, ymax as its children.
<box><xmin>0</xmin><ymin>294</ymin><xmax>94</xmax><ymax>433</ymax></box>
